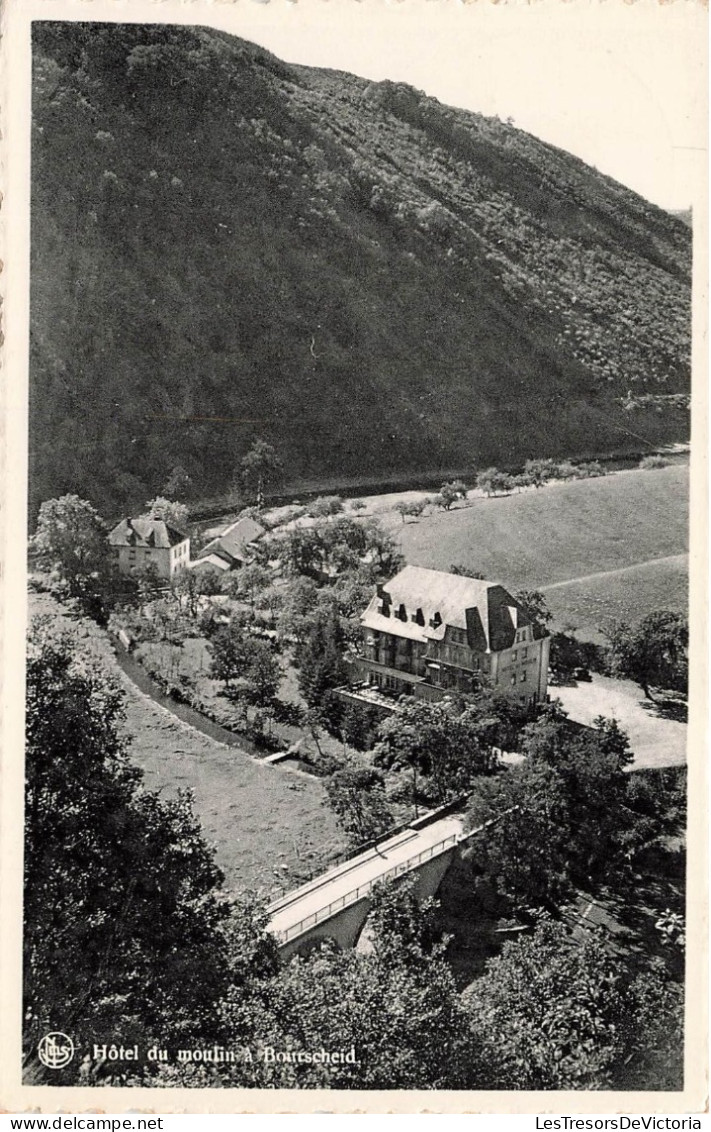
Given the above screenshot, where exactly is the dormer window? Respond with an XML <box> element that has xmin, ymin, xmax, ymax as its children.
<box><xmin>430</xmin><ymin>611</ymin><xmax>442</xmax><ymax>629</ymax></box>
<box><xmin>414</xmin><ymin>607</ymin><xmax>425</xmax><ymax>626</ymax></box>
<box><xmin>397</xmin><ymin>603</ymin><xmax>407</xmax><ymax>622</ymax></box>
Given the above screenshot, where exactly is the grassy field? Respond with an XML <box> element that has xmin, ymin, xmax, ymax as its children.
<box><xmin>541</xmin><ymin>555</ymin><xmax>688</xmax><ymax>639</ymax></box>
<box><xmin>29</xmin><ymin>593</ymin><xmax>346</xmax><ymax>897</ymax></box>
<box><xmin>388</xmin><ymin>465</ymin><xmax>688</xmax><ymax>636</ymax></box>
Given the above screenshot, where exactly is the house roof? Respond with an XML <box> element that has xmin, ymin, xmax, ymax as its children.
<box><xmin>199</xmin><ymin>516</ymin><xmax>265</xmax><ymax>565</ymax></box>
<box><xmin>108</xmin><ymin>517</ymin><xmax>188</xmax><ymax>549</ymax></box>
<box><xmin>361</xmin><ymin>565</ymin><xmax>536</xmax><ymax>654</ymax></box>
<box><xmin>187</xmin><ymin>553</ymin><xmax>230</xmax><ymax>573</ymax></box>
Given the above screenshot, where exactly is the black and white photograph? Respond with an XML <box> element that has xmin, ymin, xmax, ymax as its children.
<box><xmin>1</xmin><ymin>0</ymin><xmax>707</xmax><ymax>1113</ymax></box>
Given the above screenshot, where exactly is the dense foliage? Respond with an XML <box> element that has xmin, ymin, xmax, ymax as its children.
<box><xmin>31</xmin><ymin>23</ymin><xmax>690</xmax><ymax>517</ymax></box>
<box><xmin>462</xmin><ymin>916</ymin><xmax>683</xmax><ymax>1090</ymax></box>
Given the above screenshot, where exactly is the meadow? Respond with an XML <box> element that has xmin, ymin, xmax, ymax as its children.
<box><xmin>28</xmin><ymin>593</ymin><xmax>346</xmax><ymax>896</ymax></box>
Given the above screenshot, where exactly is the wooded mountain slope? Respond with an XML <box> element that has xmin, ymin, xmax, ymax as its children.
<box><xmin>30</xmin><ymin>23</ymin><xmax>691</xmax><ymax>517</ymax></box>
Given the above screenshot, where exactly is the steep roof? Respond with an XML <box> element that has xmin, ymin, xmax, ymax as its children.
<box><xmin>361</xmin><ymin>564</ymin><xmax>535</xmax><ymax>653</ymax></box>
<box><xmin>108</xmin><ymin>517</ymin><xmax>188</xmax><ymax>549</ymax></box>
<box><xmin>187</xmin><ymin>553</ymin><xmax>230</xmax><ymax>573</ymax></box>
<box><xmin>199</xmin><ymin>516</ymin><xmax>265</xmax><ymax>565</ymax></box>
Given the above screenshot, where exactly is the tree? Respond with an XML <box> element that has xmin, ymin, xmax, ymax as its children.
<box><xmin>229</xmin><ymin>563</ymin><xmax>272</xmax><ymax>609</ymax></box>
<box><xmin>467</xmin><ymin>705</ymin><xmax>642</xmax><ymax>903</ymax></box>
<box><xmin>476</xmin><ymin>467</ymin><xmax>510</xmax><ymax>496</ymax></box>
<box><xmin>209</xmin><ymin>624</ymin><xmax>280</xmax><ymax>710</ymax></box>
<box><xmin>212</xmin><ymin>883</ymin><xmax>482</xmax><ymax>1090</ymax></box>
<box><xmin>467</xmin><ymin>760</ymin><xmax>573</xmax><ymax>907</ymax></box>
<box><xmin>325</xmin><ymin>764</ymin><xmax>394</xmax><ymax>846</ymax></box>
<box><xmin>524</xmin><ymin>458</ymin><xmax>557</xmax><ymax>488</ymax></box>
<box><xmin>294</xmin><ymin>604</ymin><xmax>349</xmax><ymax>712</ymax></box>
<box><xmin>394</xmin><ymin>499</ymin><xmax>425</xmax><ymax>523</ymax></box>
<box><xmin>275</xmin><ymin>576</ymin><xmax>320</xmax><ymax>638</ymax></box>
<box><xmin>439</xmin><ymin>480</ymin><xmax>467</xmax><ymax>510</ymax></box>
<box><xmin>31</xmin><ymin>495</ymin><xmax>108</xmax><ymax>598</ymax></box>
<box><xmin>450</xmin><ymin>563</ymin><xmax>485</xmax><ymax>579</ymax></box>
<box><xmin>272</xmin><ymin>527</ymin><xmax>326</xmax><ymax>580</ymax></box>
<box><xmin>24</xmin><ymin>621</ymin><xmax>232</xmax><ymax>1079</ymax></box>
<box><xmin>240</xmin><ymin>439</ymin><xmax>283</xmax><ymax>507</ymax></box>
<box><xmin>514</xmin><ymin>589</ymin><xmax>552</xmax><ymax>629</ymax></box>
<box><xmin>549</xmin><ymin>630</ymin><xmax>604</xmax><ymax>683</ymax></box>
<box><xmin>161</xmin><ymin>464</ymin><xmax>193</xmax><ymax>501</ymax></box>
<box><xmin>208</xmin><ymin>622</ymin><xmax>253</xmax><ymax>688</ymax></box>
<box><xmin>607</xmin><ymin>611</ymin><xmax>688</xmax><ymax>701</ymax></box>
<box><xmin>341</xmin><ymin>700</ymin><xmax>379</xmax><ymax>751</ymax></box>
<box><xmin>142</xmin><ymin>495</ymin><xmax>189</xmax><ymax>530</ymax></box>
<box><xmin>241</xmin><ymin>639</ymin><xmax>282</xmax><ymax>709</ymax></box>
<box><xmin>359</xmin><ymin>517</ymin><xmax>404</xmax><ymax>578</ymax></box>
<box><xmin>462</xmin><ymin>917</ymin><xmax>683</xmax><ymax>1090</ymax></box>
<box><xmin>373</xmin><ymin>697</ymin><xmax>499</xmax><ymax>803</ymax></box>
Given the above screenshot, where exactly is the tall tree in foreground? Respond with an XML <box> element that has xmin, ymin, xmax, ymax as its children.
<box><xmin>24</xmin><ymin>621</ymin><xmax>232</xmax><ymax>1080</ymax></box>
<box><xmin>212</xmin><ymin>882</ymin><xmax>482</xmax><ymax>1090</ymax></box>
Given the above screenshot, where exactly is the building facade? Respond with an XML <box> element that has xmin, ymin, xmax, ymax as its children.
<box><xmin>355</xmin><ymin>565</ymin><xmax>550</xmax><ymax>706</ymax></box>
<box><xmin>108</xmin><ymin>517</ymin><xmax>190</xmax><ymax>579</ymax></box>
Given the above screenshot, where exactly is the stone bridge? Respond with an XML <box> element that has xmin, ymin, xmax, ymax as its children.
<box><xmin>267</xmin><ymin>812</ymin><xmax>478</xmax><ymax>958</ymax></box>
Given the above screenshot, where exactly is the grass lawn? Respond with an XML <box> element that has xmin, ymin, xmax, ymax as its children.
<box><xmin>386</xmin><ymin>465</ymin><xmax>688</xmax><ymax>636</ymax></box>
<box><xmin>29</xmin><ymin>593</ymin><xmax>347</xmax><ymax>897</ymax></box>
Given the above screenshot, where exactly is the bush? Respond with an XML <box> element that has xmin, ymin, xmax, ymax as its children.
<box><xmin>307</xmin><ymin>495</ymin><xmax>344</xmax><ymax>518</ymax></box>
<box><xmin>576</xmin><ymin>461</ymin><xmax>606</xmax><ymax>478</ymax></box>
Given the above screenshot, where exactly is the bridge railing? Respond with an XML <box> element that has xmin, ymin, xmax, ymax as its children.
<box><xmin>274</xmin><ymin>832</ymin><xmax>459</xmax><ymax>945</ymax></box>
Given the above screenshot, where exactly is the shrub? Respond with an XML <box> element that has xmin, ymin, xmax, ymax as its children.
<box><xmin>307</xmin><ymin>495</ymin><xmax>344</xmax><ymax>518</ymax></box>
<box><xmin>639</xmin><ymin>454</ymin><xmax>670</xmax><ymax>470</ymax></box>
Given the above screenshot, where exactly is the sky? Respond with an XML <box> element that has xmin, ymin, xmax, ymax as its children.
<box><xmin>194</xmin><ymin>0</ymin><xmax>707</xmax><ymax>212</ymax></box>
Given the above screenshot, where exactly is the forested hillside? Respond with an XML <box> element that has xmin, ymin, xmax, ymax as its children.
<box><xmin>30</xmin><ymin>23</ymin><xmax>691</xmax><ymax>516</ymax></box>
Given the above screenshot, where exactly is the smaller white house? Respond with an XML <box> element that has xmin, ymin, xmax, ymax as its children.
<box><xmin>108</xmin><ymin>517</ymin><xmax>190</xmax><ymax>579</ymax></box>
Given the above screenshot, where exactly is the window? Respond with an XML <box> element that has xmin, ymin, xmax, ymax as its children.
<box><xmin>511</xmin><ymin>673</ymin><xmax>517</xmax><ymax>685</ymax></box>
<box><xmin>522</xmin><ymin>647</ymin><xmax>528</xmax><ymax>659</ymax></box>
<box><xmin>521</xmin><ymin>670</ymin><xmax>527</xmax><ymax>682</ymax></box>
<box><xmin>512</xmin><ymin>650</ymin><xmax>517</xmax><ymax>662</ymax></box>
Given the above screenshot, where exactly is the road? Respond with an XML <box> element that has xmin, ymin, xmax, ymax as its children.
<box><xmin>268</xmin><ymin>815</ymin><xmax>464</xmax><ymax>944</ymax></box>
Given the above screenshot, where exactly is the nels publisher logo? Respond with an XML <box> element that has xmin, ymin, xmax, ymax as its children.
<box><xmin>38</xmin><ymin>1032</ymin><xmax>75</xmax><ymax>1070</ymax></box>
